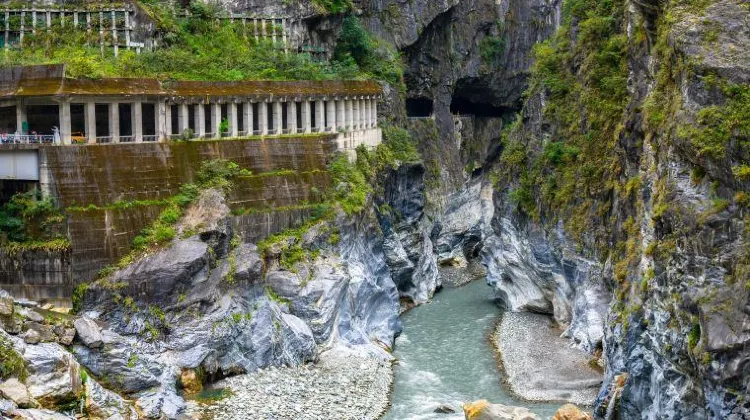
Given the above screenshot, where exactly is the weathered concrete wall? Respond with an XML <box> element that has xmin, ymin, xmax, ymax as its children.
<box><xmin>0</xmin><ymin>248</ymin><xmax>71</xmax><ymax>307</ymax></box>
<box><xmin>2</xmin><ymin>135</ymin><xmax>339</xmax><ymax>303</ymax></box>
<box><xmin>42</xmin><ymin>136</ymin><xmax>336</xmax><ymax>207</ymax></box>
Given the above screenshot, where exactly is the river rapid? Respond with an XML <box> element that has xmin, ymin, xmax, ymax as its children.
<box><xmin>383</xmin><ymin>279</ymin><xmax>560</xmax><ymax>420</ymax></box>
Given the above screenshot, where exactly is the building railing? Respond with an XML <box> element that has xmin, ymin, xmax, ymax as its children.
<box><xmin>96</xmin><ymin>136</ymin><xmax>113</xmax><ymax>144</ymax></box>
<box><xmin>119</xmin><ymin>135</ymin><xmax>135</xmax><ymax>143</ymax></box>
<box><xmin>0</xmin><ymin>134</ymin><xmax>55</xmax><ymax>144</ymax></box>
<box><xmin>142</xmin><ymin>135</ymin><xmax>159</xmax><ymax>142</ymax></box>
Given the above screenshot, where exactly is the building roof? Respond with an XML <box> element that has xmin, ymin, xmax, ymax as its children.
<box><xmin>0</xmin><ymin>65</ymin><xmax>382</xmax><ymax>99</ymax></box>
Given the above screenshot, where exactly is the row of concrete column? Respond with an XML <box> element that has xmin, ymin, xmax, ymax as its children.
<box><xmin>167</xmin><ymin>97</ymin><xmax>379</xmax><ymax>140</ymax></box>
<box><xmin>49</xmin><ymin>97</ymin><xmax>378</xmax><ymax>144</ymax></box>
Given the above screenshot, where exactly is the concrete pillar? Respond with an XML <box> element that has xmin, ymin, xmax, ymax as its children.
<box><xmin>109</xmin><ymin>102</ymin><xmax>120</xmax><ymax>143</ymax></box>
<box><xmin>259</xmin><ymin>102</ymin><xmax>268</xmax><ymax>135</ymax></box>
<box><xmin>288</xmin><ymin>101</ymin><xmax>298</xmax><ymax>134</ymax></box>
<box><xmin>228</xmin><ymin>102</ymin><xmax>238</xmax><ymax>137</ymax></box>
<box><xmin>302</xmin><ymin>100</ymin><xmax>311</xmax><ymax>134</ymax></box>
<box><xmin>195</xmin><ymin>103</ymin><xmax>206</xmax><ymax>138</ymax></box>
<box><xmin>360</xmin><ymin>99</ymin><xmax>367</xmax><ymax>130</ymax></box>
<box><xmin>211</xmin><ymin>103</ymin><xmax>221</xmax><ymax>138</ymax></box>
<box><xmin>273</xmin><ymin>101</ymin><xmax>283</xmax><ymax>135</ymax></box>
<box><xmin>372</xmin><ymin>99</ymin><xmax>378</xmax><ymax>127</ymax></box>
<box><xmin>85</xmin><ymin>102</ymin><xmax>96</xmax><ymax>143</ymax></box>
<box><xmin>315</xmin><ymin>100</ymin><xmax>325</xmax><ymax>132</ymax></box>
<box><xmin>58</xmin><ymin>99</ymin><xmax>71</xmax><ymax>145</ymax></box>
<box><xmin>178</xmin><ymin>103</ymin><xmax>189</xmax><ymax>137</ymax></box>
<box><xmin>326</xmin><ymin>100</ymin><xmax>336</xmax><ymax>132</ymax></box>
<box><xmin>363</xmin><ymin>99</ymin><xmax>370</xmax><ymax>129</ymax></box>
<box><xmin>335</xmin><ymin>99</ymin><xmax>345</xmax><ymax>131</ymax></box>
<box><xmin>243</xmin><ymin>102</ymin><xmax>253</xmax><ymax>135</ymax></box>
<box><xmin>133</xmin><ymin>101</ymin><xmax>143</xmax><ymax>142</ymax></box>
<box><xmin>345</xmin><ymin>100</ymin><xmax>354</xmax><ymax>132</ymax></box>
<box><xmin>162</xmin><ymin>102</ymin><xmax>171</xmax><ymax>140</ymax></box>
<box><xmin>352</xmin><ymin>99</ymin><xmax>360</xmax><ymax>131</ymax></box>
<box><xmin>15</xmin><ymin>101</ymin><xmax>27</xmax><ymax>134</ymax></box>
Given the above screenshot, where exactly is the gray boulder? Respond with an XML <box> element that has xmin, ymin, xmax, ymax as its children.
<box><xmin>9</xmin><ymin>408</ymin><xmax>73</xmax><ymax>419</ymax></box>
<box><xmin>23</xmin><ymin>329</ymin><xmax>41</xmax><ymax>345</ymax></box>
<box><xmin>0</xmin><ymin>296</ymin><xmax>13</xmax><ymax>316</ymax></box>
<box><xmin>84</xmin><ymin>376</ymin><xmax>136</xmax><ymax>419</ymax></box>
<box><xmin>73</xmin><ymin>317</ymin><xmax>102</xmax><ymax>348</ymax></box>
<box><xmin>0</xmin><ymin>378</ymin><xmax>34</xmax><ymax>408</ymax></box>
<box><xmin>22</xmin><ymin>343</ymin><xmax>83</xmax><ymax>408</ymax></box>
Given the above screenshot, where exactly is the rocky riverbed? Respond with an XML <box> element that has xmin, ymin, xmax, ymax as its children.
<box><xmin>494</xmin><ymin>312</ymin><xmax>602</xmax><ymax>406</ymax></box>
<box><xmin>196</xmin><ymin>346</ymin><xmax>393</xmax><ymax>420</ymax></box>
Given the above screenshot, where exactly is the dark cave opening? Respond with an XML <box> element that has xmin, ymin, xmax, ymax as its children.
<box><xmin>406</xmin><ymin>98</ymin><xmax>434</xmax><ymax>117</ymax></box>
<box><xmin>450</xmin><ymin>96</ymin><xmax>509</xmax><ymax>117</ymax></box>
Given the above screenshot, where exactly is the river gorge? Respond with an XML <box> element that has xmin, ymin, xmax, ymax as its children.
<box><xmin>1</xmin><ymin>0</ymin><xmax>748</xmax><ymax>419</ymax></box>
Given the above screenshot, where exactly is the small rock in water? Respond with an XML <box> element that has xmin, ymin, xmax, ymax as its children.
<box><xmin>434</xmin><ymin>404</ymin><xmax>456</xmax><ymax>414</ymax></box>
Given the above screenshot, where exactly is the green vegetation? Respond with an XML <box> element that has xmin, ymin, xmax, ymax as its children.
<box><xmin>480</xmin><ymin>36</ymin><xmax>505</xmax><ymax>66</ymax></box>
<box><xmin>333</xmin><ymin>16</ymin><xmax>405</xmax><ymax>89</ymax></box>
<box><xmin>0</xmin><ymin>189</ymin><xmax>69</xmax><ymax>254</ymax></box>
<box><xmin>71</xmin><ymin>283</ymin><xmax>89</xmax><ymax>314</ymax></box>
<box><xmin>688</xmin><ymin>323</ymin><xmax>701</xmax><ymax>351</ymax></box>
<box><xmin>329</xmin><ymin>125</ymin><xmax>420</xmax><ymax>215</ymax></box>
<box><xmin>256</xmin><ymin>124</ymin><xmax>420</xmax><ymax>269</ymax></box>
<box><xmin>312</xmin><ymin>0</ymin><xmax>353</xmax><ymax>14</ymax></box>
<box><xmin>0</xmin><ymin>1</ymin><xmax>398</xmax><ymax>85</ymax></box>
<box><xmin>499</xmin><ymin>0</ymin><xmax>629</xmax><ymax>245</ymax></box>
<box><xmin>0</xmin><ymin>337</ymin><xmax>27</xmax><ymax>381</ymax></box>
<box><xmin>97</xmin><ymin>159</ymin><xmax>251</xmax><ymax>280</ymax></box>
<box><xmin>677</xmin><ymin>83</ymin><xmax>750</xmax><ymax>161</ymax></box>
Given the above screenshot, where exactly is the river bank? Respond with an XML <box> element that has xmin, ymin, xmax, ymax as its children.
<box><xmin>494</xmin><ymin>312</ymin><xmax>602</xmax><ymax>406</ymax></box>
<box><xmin>195</xmin><ymin>346</ymin><xmax>393</xmax><ymax>420</ymax></box>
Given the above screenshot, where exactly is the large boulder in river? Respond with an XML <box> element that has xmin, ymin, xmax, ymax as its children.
<box><xmin>463</xmin><ymin>400</ymin><xmax>538</xmax><ymax>420</ymax></box>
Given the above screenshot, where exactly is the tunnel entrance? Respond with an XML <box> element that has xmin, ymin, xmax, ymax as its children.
<box><xmin>449</xmin><ymin>96</ymin><xmax>508</xmax><ymax>117</ymax></box>
<box><xmin>406</xmin><ymin>98</ymin><xmax>433</xmax><ymax>117</ymax></box>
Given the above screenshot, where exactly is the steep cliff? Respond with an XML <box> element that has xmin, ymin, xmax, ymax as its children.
<box><xmin>476</xmin><ymin>0</ymin><xmax>749</xmax><ymax>418</ymax></box>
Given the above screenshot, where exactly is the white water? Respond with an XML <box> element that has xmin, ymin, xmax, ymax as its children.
<box><xmin>383</xmin><ymin>279</ymin><xmax>560</xmax><ymax>420</ymax></box>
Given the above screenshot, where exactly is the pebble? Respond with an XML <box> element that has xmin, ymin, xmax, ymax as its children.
<box><xmin>193</xmin><ymin>348</ymin><xmax>393</xmax><ymax>420</ymax></box>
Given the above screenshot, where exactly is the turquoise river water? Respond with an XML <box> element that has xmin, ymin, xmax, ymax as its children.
<box><xmin>383</xmin><ymin>279</ymin><xmax>560</xmax><ymax>420</ymax></box>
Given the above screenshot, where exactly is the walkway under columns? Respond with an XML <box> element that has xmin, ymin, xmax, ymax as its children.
<box><xmin>27</xmin><ymin>95</ymin><xmax>379</xmax><ymax>146</ymax></box>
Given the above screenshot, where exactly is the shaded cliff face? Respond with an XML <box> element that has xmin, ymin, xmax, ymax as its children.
<box><xmin>475</xmin><ymin>0</ymin><xmax>750</xmax><ymax>418</ymax></box>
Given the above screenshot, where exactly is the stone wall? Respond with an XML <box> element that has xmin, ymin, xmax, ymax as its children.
<box><xmin>2</xmin><ymin>135</ymin><xmax>340</xmax><ymax>303</ymax></box>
